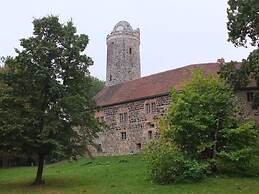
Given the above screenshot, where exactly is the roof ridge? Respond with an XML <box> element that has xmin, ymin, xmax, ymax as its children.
<box><xmin>95</xmin><ymin>62</ymin><xmax>221</xmax><ymax>106</ymax></box>
<box><xmin>105</xmin><ymin>62</ymin><xmax>218</xmax><ymax>88</ymax></box>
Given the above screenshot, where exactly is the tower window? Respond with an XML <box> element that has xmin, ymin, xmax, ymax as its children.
<box><xmin>110</xmin><ymin>75</ymin><xmax>112</xmax><ymax>81</ymax></box>
<box><xmin>121</xmin><ymin>132</ymin><xmax>127</xmax><ymax>140</ymax></box>
<box><xmin>129</xmin><ymin>48</ymin><xmax>132</xmax><ymax>54</ymax></box>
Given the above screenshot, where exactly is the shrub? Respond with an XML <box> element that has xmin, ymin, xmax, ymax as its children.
<box><xmin>217</xmin><ymin>121</ymin><xmax>259</xmax><ymax>175</ymax></box>
<box><xmin>144</xmin><ymin>139</ymin><xmax>208</xmax><ymax>184</ymax></box>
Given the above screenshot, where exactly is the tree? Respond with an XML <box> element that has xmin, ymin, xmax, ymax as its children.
<box><xmin>144</xmin><ymin>71</ymin><xmax>258</xmax><ymax>183</ymax></box>
<box><xmin>0</xmin><ymin>16</ymin><xmax>103</xmax><ymax>185</ymax></box>
<box><xmin>220</xmin><ymin>0</ymin><xmax>259</xmax><ymax>107</ymax></box>
<box><xmin>88</xmin><ymin>77</ymin><xmax>105</xmax><ymax>98</ymax></box>
<box><xmin>227</xmin><ymin>0</ymin><xmax>259</xmax><ymax>47</ymax></box>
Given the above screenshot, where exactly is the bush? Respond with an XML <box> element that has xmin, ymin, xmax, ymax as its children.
<box><xmin>217</xmin><ymin>121</ymin><xmax>259</xmax><ymax>176</ymax></box>
<box><xmin>144</xmin><ymin>139</ymin><xmax>208</xmax><ymax>184</ymax></box>
<box><xmin>217</xmin><ymin>147</ymin><xmax>259</xmax><ymax>176</ymax></box>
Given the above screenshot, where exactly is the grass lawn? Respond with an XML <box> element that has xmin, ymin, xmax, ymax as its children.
<box><xmin>0</xmin><ymin>154</ymin><xmax>258</xmax><ymax>194</ymax></box>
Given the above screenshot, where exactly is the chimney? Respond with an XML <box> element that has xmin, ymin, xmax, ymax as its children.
<box><xmin>217</xmin><ymin>58</ymin><xmax>225</xmax><ymax>64</ymax></box>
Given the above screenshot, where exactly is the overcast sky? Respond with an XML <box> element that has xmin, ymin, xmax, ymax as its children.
<box><xmin>0</xmin><ymin>0</ymin><xmax>254</xmax><ymax>80</ymax></box>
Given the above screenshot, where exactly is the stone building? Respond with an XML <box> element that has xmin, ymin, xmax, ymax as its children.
<box><xmin>94</xmin><ymin>21</ymin><xmax>258</xmax><ymax>155</ymax></box>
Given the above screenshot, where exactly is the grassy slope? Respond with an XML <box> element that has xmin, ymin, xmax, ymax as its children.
<box><xmin>0</xmin><ymin>155</ymin><xmax>258</xmax><ymax>194</ymax></box>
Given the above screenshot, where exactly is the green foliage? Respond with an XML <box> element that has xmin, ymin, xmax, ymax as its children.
<box><xmin>219</xmin><ymin>61</ymin><xmax>249</xmax><ymax>90</ymax></box>
<box><xmin>145</xmin><ymin>70</ymin><xmax>259</xmax><ymax>184</ymax></box>
<box><xmin>166</xmin><ymin>71</ymin><xmax>239</xmax><ymax>160</ymax></box>
<box><xmin>217</xmin><ymin>121</ymin><xmax>259</xmax><ymax>175</ymax></box>
<box><xmin>0</xmin><ymin>16</ymin><xmax>103</xmax><ymax>184</ymax></box>
<box><xmin>227</xmin><ymin>0</ymin><xmax>259</xmax><ymax>47</ymax></box>
<box><xmin>219</xmin><ymin>49</ymin><xmax>259</xmax><ymax>108</ymax></box>
<box><xmin>88</xmin><ymin>76</ymin><xmax>105</xmax><ymax>98</ymax></box>
<box><xmin>144</xmin><ymin>139</ymin><xmax>208</xmax><ymax>184</ymax></box>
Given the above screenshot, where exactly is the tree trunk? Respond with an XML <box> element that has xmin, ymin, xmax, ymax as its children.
<box><xmin>33</xmin><ymin>154</ymin><xmax>45</xmax><ymax>185</ymax></box>
<box><xmin>211</xmin><ymin>120</ymin><xmax>219</xmax><ymax>173</ymax></box>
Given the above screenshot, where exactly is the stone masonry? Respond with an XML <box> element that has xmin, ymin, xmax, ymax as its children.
<box><xmin>106</xmin><ymin>21</ymin><xmax>141</xmax><ymax>86</ymax></box>
<box><xmin>95</xmin><ymin>89</ymin><xmax>258</xmax><ymax>155</ymax></box>
<box><xmin>95</xmin><ymin>95</ymin><xmax>170</xmax><ymax>154</ymax></box>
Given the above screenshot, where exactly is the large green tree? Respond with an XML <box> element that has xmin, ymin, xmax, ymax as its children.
<box><xmin>0</xmin><ymin>16</ymin><xmax>103</xmax><ymax>185</ymax></box>
<box><xmin>166</xmin><ymin>71</ymin><xmax>257</xmax><ymax>170</ymax></box>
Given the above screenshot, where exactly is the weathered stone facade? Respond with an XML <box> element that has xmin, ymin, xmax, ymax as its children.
<box><xmin>95</xmin><ymin>90</ymin><xmax>258</xmax><ymax>155</ymax></box>
<box><xmin>95</xmin><ymin>95</ymin><xmax>170</xmax><ymax>154</ymax></box>
<box><xmin>106</xmin><ymin>21</ymin><xmax>141</xmax><ymax>86</ymax></box>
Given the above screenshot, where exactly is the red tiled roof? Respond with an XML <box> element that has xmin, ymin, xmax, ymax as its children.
<box><xmin>95</xmin><ymin>63</ymin><xmax>221</xmax><ymax>106</ymax></box>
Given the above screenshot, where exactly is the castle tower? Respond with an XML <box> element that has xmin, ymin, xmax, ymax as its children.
<box><xmin>106</xmin><ymin>21</ymin><xmax>141</xmax><ymax>86</ymax></box>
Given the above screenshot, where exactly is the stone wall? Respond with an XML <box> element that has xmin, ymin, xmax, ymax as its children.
<box><xmin>95</xmin><ymin>95</ymin><xmax>170</xmax><ymax>154</ymax></box>
<box><xmin>95</xmin><ymin>90</ymin><xmax>258</xmax><ymax>155</ymax></box>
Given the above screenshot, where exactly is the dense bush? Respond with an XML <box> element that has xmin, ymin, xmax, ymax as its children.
<box><xmin>144</xmin><ymin>139</ymin><xmax>208</xmax><ymax>184</ymax></box>
<box><xmin>217</xmin><ymin>121</ymin><xmax>259</xmax><ymax>175</ymax></box>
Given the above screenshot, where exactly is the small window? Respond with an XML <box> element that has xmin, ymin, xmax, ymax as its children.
<box><xmin>121</xmin><ymin>132</ymin><xmax>127</xmax><ymax>140</ymax></box>
<box><xmin>129</xmin><ymin>48</ymin><xmax>132</xmax><ymax>54</ymax></box>
<box><xmin>110</xmin><ymin>75</ymin><xmax>112</xmax><ymax>81</ymax></box>
<box><xmin>119</xmin><ymin>113</ymin><xmax>124</xmax><ymax>123</ymax></box>
<box><xmin>96</xmin><ymin>144</ymin><xmax>102</xmax><ymax>152</ymax></box>
<box><xmin>148</xmin><ymin>131</ymin><xmax>152</xmax><ymax>139</ymax></box>
<box><xmin>151</xmin><ymin>102</ymin><xmax>156</xmax><ymax>113</ymax></box>
<box><xmin>136</xmin><ymin>143</ymin><xmax>141</xmax><ymax>149</ymax></box>
<box><xmin>124</xmin><ymin>113</ymin><xmax>128</xmax><ymax>122</ymax></box>
<box><xmin>119</xmin><ymin>113</ymin><xmax>128</xmax><ymax>123</ymax></box>
<box><xmin>247</xmin><ymin>92</ymin><xmax>254</xmax><ymax>102</ymax></box>
<box><xmin>145</xmin><ymin>103</ymin><xmax>151</xmax><ymax>114</ymax></box>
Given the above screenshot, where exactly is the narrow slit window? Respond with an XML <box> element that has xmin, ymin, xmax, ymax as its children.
<box><xmin>129</xmin><ymin>48</ymin><xmax>132</xmax><ymax>54</ymax></box>
<box><xmin>119</xmin><ymin>113</ymin><xmax>123</xmax><ymax>123</ymax></box>
<box><xmin>145</xmin><ymin>103</ymin><xmax>151</xmax><ymax>114</ymax></box>
<box><xmin>151</xmin><ymin>102</ymin><xmax>156</xmax><ymax>113</ymax></box>
<box><xmin>121</xmin><ymin>132</ymin><xmax>127</xmax><ymax>140</ymax></box>
<box><xmin>119</xmin><ymin>113</ymin><xmax>128</xmax><ymax>123</ymax></box>
<box><xmin>124</xmin><ymin>113</ymin><xmax>128</xmax><ymax>123</ymax></box>
<box><xmin>148</xmin><ymin>131</ymin><xmax>152</xmax><ymax>139</ymax></box>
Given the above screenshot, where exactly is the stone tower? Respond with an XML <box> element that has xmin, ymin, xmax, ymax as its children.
<box><xmin>106</xmin><ymin>21</ymin><xmax>141</xmax><ymax>86</ymax></box>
